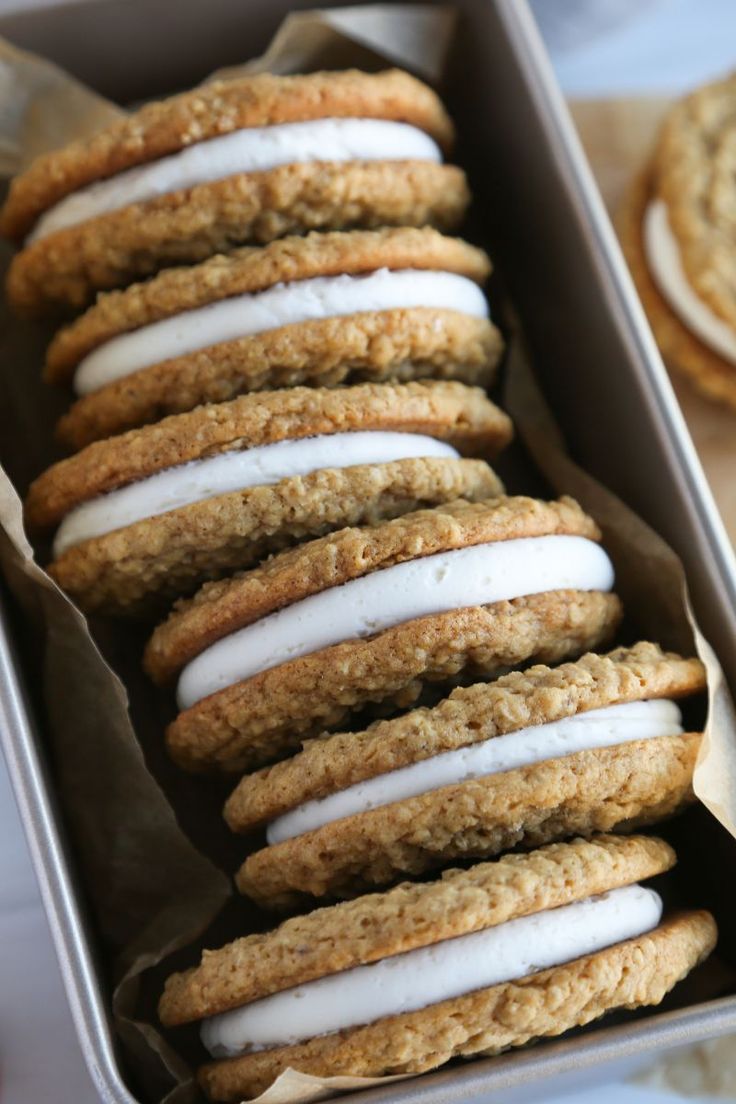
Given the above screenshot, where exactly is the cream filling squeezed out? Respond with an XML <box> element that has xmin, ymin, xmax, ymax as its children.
<box><xmin>201</xmin><ymin>884</ymin><xmax>663</xmax><ymax>1058</ymax></box>
<box><xmin>176</xmin><ymin>535</ymin><xmax>615</xmax><ymax>709</ymax></box>
<box><xmin>73</xmin><ymin>269</ymin><xmax>489</xmax><ymax>395</ymax></box>
<box><xmin>644</xmin><ymin>199</ymin><xmax>736</xmax><ymax>364</ymax></box>
<box><xmin>53</xmin><ymin>431</ymin><xmax>460</xmax><ymax>558</ymax></box>
<box><xmin>28</xmin><ymin>118</ymin><xmax>442</xmax><ymax>245</ymax></box>
<box><xmin>267</xmin><ymin>698</ymin><xmax>683</xmax><ymax>843</ymax></box>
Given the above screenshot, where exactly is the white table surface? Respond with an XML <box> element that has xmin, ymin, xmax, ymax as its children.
<box><xmin>1</xmin><ymin>1</ymin><xmax>734</xmax><ymax>1101</ymax></box>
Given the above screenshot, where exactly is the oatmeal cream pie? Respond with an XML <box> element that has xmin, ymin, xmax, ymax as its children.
<box><xmin>227</xmin><ymin>642</ymin><xmax>704</xmax><ymax>908</ymax></box>
<box><xmin>620</xmin><ymin>71</ymin><xmax>736</xmax><ymax>410</ymax></box>
<box><xmin>45</xmin><ymin>227</ymin><xmax>503</xmax><ymax>449</ymax></box>
<box><xmin>158</xmin><ymin>835</ymin><xmax>717</xmax><ymax>1103</ymax></box>
<box><xmin>2</xmin><ymin>69</ymin><xmax>469</xmax><ymax>314</ymax></box>
<box><xmin>152</xmin><ymin>496</ymin><xmax>622</xmax><ymax>774</ymax></box>
<box><xmin>25</xmin><ymin>380</ymin><xmax>508</xmax><ymax>617</ymax></box>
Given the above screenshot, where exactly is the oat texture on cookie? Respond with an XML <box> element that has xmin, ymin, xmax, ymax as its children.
<box><xmin>619</xmin><ymin>72</ymin><xmax>736</xmax><ymax>410</ymax></box>
<box><xmin>161</xmin><ymin>495</ymin><xmax>621</xmax><ymax>773</ymax></box>
<box><xmin>44</xmin><ymin>227</ymin><xmax>504</xmax><ymax>447</ymax></box>
<box><xmin>157</xmin><ymin>836</ymin><xmax>715</xmax><ymax>1103</ymax></box>
<box><xmin>3</xmin><ymin>53</ymin><xmax>717</xmax><ymax>1104</ymax></box>
<box><xmin>222</xmin><ymin>642</ymin><xmax>704</xmax><ymax>906</ymax></box>
<box><xmin>2</xmin><ymin>71</ymin><xmax>471</xmax><ymax>313</ymax></box>
<box><xmin>27</xmin><ymin>381</ymin><xmax>510</xmax><ymax>616</ymax></box>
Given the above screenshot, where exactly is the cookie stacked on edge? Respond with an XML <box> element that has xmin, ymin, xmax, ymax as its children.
<box><xmin>2</xmin><ymin>70</ymin><xmax>467</xmax><ymax>314</ymax></box>
<box><xmin>225</xmin><ymin>642</ymin><xmax>704</xmax><ymax>908</ymax></box>
<box><xmin>161</xmin><ymin>837</ymin><xmax>716</xmax><ymax>1102</ymax></box>
<box><xmin>25</xmin><ymin>381</ymin><xmax>511</xmax><ymax>615</ymax></box>
<box><xmin>45</xmin><ymin>227</ymin><xmax>502</xmax><ymax>447</ymax></box>
<box><xmin>151</xmin><ymin>496</ymin><xmax>621</xmax><ymax>772</ymax></box>
<box><xmin>3</xmin><ymin>66</ymin><xmax>717</xmax><ymax>1103</ymax></box>
<box><xmin>620</xmin><ymin>70</ymin><xmax>736</xmax><ymax>410</ymax></box>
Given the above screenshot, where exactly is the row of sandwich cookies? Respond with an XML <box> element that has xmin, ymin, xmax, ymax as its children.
<box><xmin>7</xmin><ymin>67</ymin><xmax>717</xmax><ymax>1103</ymax></box>
<box><xmin>6</xmin><ymin>51</ymin><xmax>710</xmax><ymax>1102</ymax></box>
<box><xmin>7</xmin><ymin>66</ymin><xmax>506</xmax><ymax>625</ymax></box>
<box><xmin>15</xmin><ymin>70</ymin><xmax>511</xmax><ymax>632</ymax></box>
<box><xmin>139</xmin><ymin>492</ymin><xmax>712</xmax><ymax>1098</ymax></box>
<box><xmin>135</xmin><ymin>497</ymin><xmax>703</xmax><ymax>902</ymax></box>
<box><xmin>146</xmin><ymin>529</ymin><xmax>704</xmax><ymax>902</ymax></box>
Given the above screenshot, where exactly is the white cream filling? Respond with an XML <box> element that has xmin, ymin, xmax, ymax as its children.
<box><xmin>28</xmin><ymin>118</ymin><xmax>442</xmax><ymax>245</ymax></box>
<box><xmin>73</xmin><ymin>269</ymin><xmax>489</xmax><ymax>396</ymax></box>
<box><xmin>201</xmin><ymin>883</ymin><xmax>663</xmax><ymax>1058</ymax></box>
<box><xmin>644</xmin><ymin>199</ymin><xmax>736</xmax><ymax>365</ymax></box>
<box><xmin>267</xmin><ymin>698</ymin><xmax>683</xmax><ymax>844</ymax></box>
<box><xmin>177</xmin><ymin>535</ymin><xmax>614</xmax><ymax>710</ymax></box>
<box><xmin>52</xmin><ymin>431</ymin><xmax>459</xmax><ymax>559</ymax></box>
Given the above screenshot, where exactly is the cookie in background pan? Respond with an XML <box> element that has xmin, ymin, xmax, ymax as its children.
<box><xmin>158</xmin><ymin>835</ymin><xmax>716</xmax><ymax>1102</ymax></box>
<box><xmin>225</xmin><ymin>642</ymin><xmax>704</xmax><ymax>908</ymax></box>
<box><xmin>25</xmin><ymin>381</ymin><xmax>511</xmax><ymax>616</ymax></box>
<box><xmin>619</xmin><ymin>70</ymin><xmax>736</xmax><ymax>411</ymax></box>
<box><xmin>1</xmin><ymin>69</ymin><xmax>470</xmax><ymax>314</ymax></box>
<box><xmin>152</xmin><ymin>495</ymin><xmax>622</xmax><ymax>774</ymax></box>
<box><xmin>45</xmin><ymin>228</ymin><xmax>503</xmax><ymax>449</ymax></box>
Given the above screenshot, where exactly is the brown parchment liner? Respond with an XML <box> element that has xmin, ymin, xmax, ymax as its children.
<box><xmin>0</xmin><ymin>10</ymin><xmax>734</xmax><ymax>1104</ymax></box>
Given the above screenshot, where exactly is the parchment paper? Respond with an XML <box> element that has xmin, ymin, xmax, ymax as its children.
<box><xmin>0</xmin><ymin>14</ymin><xmax>734</xmax><ymax>1104</ymax></box>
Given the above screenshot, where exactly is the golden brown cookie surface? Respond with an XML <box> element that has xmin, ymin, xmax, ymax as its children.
<box><xmin>31</xmin><ymin>381</ymin><xmax>510</xmax><ymax>615</ymax></box>
<box><xmin>236</xmin><ymin>733</ymin><xmax>699</xmax><ymax>907</ymax></box>
<box><xmin>225</xmin><ymin>642</ymin><xmax>706</xmax><ymax>833</ymax></box>
<box><xmin>145</xmin><ymin>496</ymin><xmax>596</xmax><ymax>686</ymax></box>
<box><xmin>1</xmin><ymin>70</ymin><xmax>455</xmax><ymax>242</ymax></box>
<box><xmin>655</xmin><ymin>72</ymin><xmax>736</xmax><ymax>331</ymax></box>
<box><xmin>46</xmin><ymin>227</ymin><xmax>501</xmax><ymax>447</ymax></box>
<box><xmin>160</xmin><ymin>835</ymin><xmax>674</xmax><ymax>1025</ymax></box>
<box><xmin>47</xmin><ymin>228</ymin><xmax>490</xmax><ymax>381</ymax></box>
<box><xmin>58</xmin><ymin>309</ymin><xmax>501</xmax><ymax>449</ymax></box>
<box><xmin>619</xmin><ymin>169</ymin><xmax>736</xmax><ymax>410</ymax></box>
<box><xmin>158</xmin><ymin>836</ymin><xmax>714</xmax><ymax>1103</ymax></box>
<box><xmin>197</xmin><ymin>912</ymin><xmax>716</xmax><ymax>1102</ymax></box>
<box><xmin>27</xmin><ymin>380</ymin><xmax>510</xmax><ymax>531</ymax></box>
<box><xmin>49</xmin><ymin>457</ymin><xmax>501</xmax><ymax>617</ymax></box>
<box><xmin>7</xmin><ymin>162</ymin><xmax>469</xmax><ymax>314</ymax></box>
<box><xmin>166</xmin><ymin>589</ymin><xmax>622</xmax><ymax>773</ymax></box>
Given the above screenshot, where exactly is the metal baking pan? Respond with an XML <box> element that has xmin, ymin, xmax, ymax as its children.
<box><xmin>2</xmin><ymin>1</ymin><xmax>736</xmax><ymax>1102</ymax></box>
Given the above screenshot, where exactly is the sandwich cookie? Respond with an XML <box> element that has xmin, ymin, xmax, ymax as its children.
<box><xmin>45</xmin><ymin>228</ymin><xmax>503</xmax><ymax>449</ymax></box>
<box><xmin>153</xmin><ymin>495</ymin><xmax>622</xmax><ymax>774</ymax></box>
<box><xmin>2</xmin><ymin>69</ymin><xmax>469</xmax><ymax>314</ymax></box>
<box><xmin>619</xmin><ymin>72</ymin><xmax>736</xmax><ymax>410</ymax></box>
<box><xmin>227</xmin><ymin>642</ymin><xmax>704</xmax><ymax>907</ymax></box>
<box><xmin>158</xmin><ymin>835</ymin><xmax>717</xmax><ymax>1102</ymax></box>
<box><xmin>25</xmin><ymin>381</ymin><xmax>508</xmax><ymax>617</ymax></box>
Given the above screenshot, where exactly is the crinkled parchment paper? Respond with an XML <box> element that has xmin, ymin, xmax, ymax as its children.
<box><xmin>0</xmin><ymin>11</ymin><xmax>734</xmax><ymax>1104</ymax></box>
